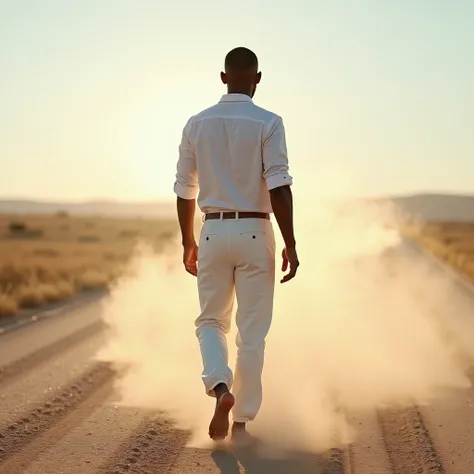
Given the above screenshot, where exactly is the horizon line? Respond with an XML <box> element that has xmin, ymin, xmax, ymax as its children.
<box><xmin>1</xmin><ymin>190</ymin><xmax>474</xmax><ymax>205</ymax></box>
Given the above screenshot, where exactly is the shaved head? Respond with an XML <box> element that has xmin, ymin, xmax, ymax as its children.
<box><xmin>224</xmin><ymin>47</ymin><xmax>258</xmax><ymax>73</ymax></box>
<box><xmin>221</xmin><ymin>47</ymin><xmax>261</xmax><ymax>98</ymax></box>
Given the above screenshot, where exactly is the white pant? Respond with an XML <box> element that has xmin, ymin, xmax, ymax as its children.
<box><xmin>195</xmin><ymin>217</ymin><xmax>276</xmax><ymax>423</ymax></box>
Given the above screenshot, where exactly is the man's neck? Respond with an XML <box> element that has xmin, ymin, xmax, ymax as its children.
<box><xmin>227</xmin><ymin>89</ymin><xmax>252</xmax><ymax>97</ymax></box>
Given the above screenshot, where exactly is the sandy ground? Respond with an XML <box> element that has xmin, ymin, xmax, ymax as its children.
<box><xmin>2</xmin><ymin>244</ymin><xmax>474</xmax><ymax>473</ymax></box>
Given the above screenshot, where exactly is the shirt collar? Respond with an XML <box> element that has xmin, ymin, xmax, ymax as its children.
<box><xmin>219</xmin><ymin>93</ymin><xmax>254</xmax><ymax>104</ymax></box>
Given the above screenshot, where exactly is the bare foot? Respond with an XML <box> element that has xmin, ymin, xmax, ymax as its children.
<box><xmin>209</xmin><ymin>392</ymin><xmax>235</xmax><ymax>440</ymax></box>
<box><xmin>231</xmin><ymin>422</ymin><xmax>254</xmax><ymax>448</ymax></box>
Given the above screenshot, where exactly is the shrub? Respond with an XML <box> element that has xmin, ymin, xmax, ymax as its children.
<box><xmin>9</xmin><ymin>221</ymin><xmax>27</xmax><ymax>233</ymax></box>
<box><xmin>8</xmin><ymin>227</ymin><xmax>44</xmax><ymax>239</ymax></box>
<box><xmin>76</xmin><ymin>270</ymin><xmax>110</xmax><ymax>291</ymax></box>
<box><xmin>39</xmin><ymin>281</ymin><xmax>75</xmax><ymax>303</ymax></box>
<box><xmin>78</xmin><ymin>235</ymin><xmax>101</xmax><ymax>243</ymax></box>
<box><xmin>33</xmin><ymin>248</ymin><xmax>60</xmax><ymax>258</ymax></box>
<box><xmin>16</xmin><ymin>285</ymin><xmax>46</xmax><ymax>308</ymax></box>
<box><xmin>119</xmin><ymin>229</ymin><xmax>140</xmax><ymax>239</ymax></box>
<box><xmin>0</xmin><ymin>293</ymin><xmax>19</xmax><ymax>317</ymax></box>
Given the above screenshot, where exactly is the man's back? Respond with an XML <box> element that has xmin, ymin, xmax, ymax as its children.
<box><xmin>175</xmin><ymin>93</ymin><xmax>292</xmax><ymax>214</ymax></box>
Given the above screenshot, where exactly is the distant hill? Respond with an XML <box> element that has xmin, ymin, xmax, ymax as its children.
<box><xmin>382</xmin><ymin>193</ymin><xmax>474</xmax><ymax>222</ymax></box>
<box><xmin>0</xmin><ymin>199</ymin><xmax>175</xmax><ymax>219</ymax></box>
<box><xmin>0</xmin><ymin>193</ymin><xmax>473</xmax><ymax>221</ymax></box>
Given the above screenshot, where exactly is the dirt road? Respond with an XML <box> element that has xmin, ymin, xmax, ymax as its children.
<box><xmin>2</xmin><ymin>248</ymin><xmax>474</xmax><ymax>473</ymax></box>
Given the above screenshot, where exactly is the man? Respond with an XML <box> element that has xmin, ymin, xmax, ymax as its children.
<box><xmin>173</xmin><ymin>47</ymin><xmax>299</xmax><ymax>443</ymax></box>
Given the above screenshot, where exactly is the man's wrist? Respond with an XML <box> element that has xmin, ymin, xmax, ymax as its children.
<box><xmin>284</xmin><ymin>239</ymin><xmax>296</xmax><ymax>249</ymax></box>
<box><xmin>182</xmin><ymin>237</ymin><xmax>196</xmax><ymax>247</ymax></box>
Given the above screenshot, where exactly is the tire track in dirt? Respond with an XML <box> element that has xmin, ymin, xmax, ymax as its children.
<box><xmin>377</xmin><ymin>405</ymin><xmax>444</xmax><ymax>474</ymax></box>
<box><xmin>0</xmin><ymin>320</ymin><xmax>103</xmax><ymax>387</ymax></box>
<box><xmin>324</xmin><ymin>446</ymin><xmax>349</xmax><ymax>474</ymax></box>
<box><xmin>1</xmin><ymin>381</ymin><xmax>113</xmax><ymax>474</ymax></box>
<box><xmin>323</xmin><ymin>448</ymin><xmax>350</xmax><ymax>474</ymax></box>
<box><xmin>370</xmin><ymin>298</ymin><xmax>457</xmax><ymax>474</ymax></box>
<box><xmin>100</xmin><ymin>413</ymin><xmax>348</xmax><ymax>474</ymax></box>
<box><xmin>21</xmin><ymin>397</ymin><xmax>145</xmax><ymax>473</ymax></box>
<box><xmin>322</xmin><ymin>418</ymin><xmax>351</xmax><ymax>474</ymax></box>
<box><xmin>97</xmin><ymin>417</ymin><xmax>189</xmax><ymax>473</ymax></box>
<box><xmin>346</xmin><ymin>408</ymin><xmax>392</xmax><ymax>473</ymax></box>
<box><xmin>0</xmin><ymin>362</ymin><xmax>114</xmax><ymax>473</ymax></box>
<box><xmin>320</xmin><ymin>394</ymin><xmax>352</xmax><ymax>474</ymax></box>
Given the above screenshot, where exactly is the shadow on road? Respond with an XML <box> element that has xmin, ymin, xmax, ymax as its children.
<box><xmin>210</xmin><ymin>444</ymin><xmax>325</xmax><ymax>474</ymax></box>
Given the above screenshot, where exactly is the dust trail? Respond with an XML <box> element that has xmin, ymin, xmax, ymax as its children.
<box><xmin>96</xmin><ymin>174</ymin><xmax>473</xmax><ymax>454</ymax></box>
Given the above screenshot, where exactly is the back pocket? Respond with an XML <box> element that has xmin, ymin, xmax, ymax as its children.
<box><xmin>198</xmin><ymin>233</ymin><xmax>219</xmax><ymax>260</ymax></box>
<box><xmin>238</xmin><ymin>231</ymin><xmax>275</xmax><ymax>256</ymax></box>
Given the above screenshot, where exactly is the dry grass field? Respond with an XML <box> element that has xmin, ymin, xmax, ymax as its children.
<box><xmin>405</xmin><ymin>220</ymin><xmax>474</xmax><ymax>280</ymax></box>
<box><xmin>0</xmin><ymin>213</ymin><xmax>177</xmax><ymax>317</ymax></box>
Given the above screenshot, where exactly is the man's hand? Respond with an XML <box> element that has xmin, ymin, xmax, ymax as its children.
<box><xmin>183</xmin><ymin>242</ymin><xmax>198</xmax><ymax>276</ymax></box>
<box><xmin>281</xmin><ymin>247</ymin><xmax>299</xmax><ymax>283</ymax></box>
<box><xmin>177</xmin><ymin>196</ymin><xmax>197</xmax><ymax>276</ymax></box>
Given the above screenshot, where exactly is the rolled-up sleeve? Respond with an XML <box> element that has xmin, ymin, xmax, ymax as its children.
<box><xmin>262</xmin><ymin>116</ymin><xmax>293</xmax><ymax>190</ymax></box>
<box><xmin>173</xmin><ymin>118</ymin><xmax>199</xmax><ymax>200</ymax></box>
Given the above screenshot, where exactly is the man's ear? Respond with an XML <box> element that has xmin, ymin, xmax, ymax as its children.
<box><xmin>256</xmin><ymin>71</ymin><xmax>262</xmax><ymax>84</ymax></box>
<box><xmin>220</xmin><ymin>71</ymin><xmax>227</xmax><ymax>84</ymax></box>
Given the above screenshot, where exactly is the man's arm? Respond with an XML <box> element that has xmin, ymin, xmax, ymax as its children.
<box><xmin>269</xmin><ymin>185</ymin><xmax>295</xmax><ymax>248</ymax></box>
<box><xmin>263</xmin><ymin>116</ymin><xmax>299</xmax><ymax>282</ymax></box>
<box><xmin>177</xmin><ymin>197</ymin><xmax>196</xmax><ymax>246</ymax></box>
<box><xmin>174</xmin><ymin>118</ymin><xmax>199</xmax><ymax>276</ymax></box>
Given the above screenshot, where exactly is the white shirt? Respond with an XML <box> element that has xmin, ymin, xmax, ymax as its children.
<box><xmin>173</xmin><ymin>93</ymin><xmax>293</xmax><ymax>214</ymax></box>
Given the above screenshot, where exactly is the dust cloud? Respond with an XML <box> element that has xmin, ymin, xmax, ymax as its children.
<box><xmin>96</xmin><ymin>174</ymin><xmax>473</xmax><ymax>454</ymax></box>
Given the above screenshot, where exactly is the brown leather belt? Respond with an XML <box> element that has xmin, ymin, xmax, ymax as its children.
<box><xmin>204</xmin><ymin>211</ymin><xmax>270</xmax><ymax>221</ymax></box>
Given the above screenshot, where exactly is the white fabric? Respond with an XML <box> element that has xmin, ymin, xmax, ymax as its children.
<box><xmin>173</xmin><ymin>93</ymin><xmax>293</xmax><ymax>214</ymax></box>
<box><xmin>195</xmin><ymin>217</ymin><xmax>276</xmax><ymax>423</ymax></box>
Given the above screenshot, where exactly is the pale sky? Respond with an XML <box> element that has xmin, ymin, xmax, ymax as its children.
<box><xmin>1</xmin><ymin>0</ymin><xmax>473</xmax><ymax>202</ymax></box>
